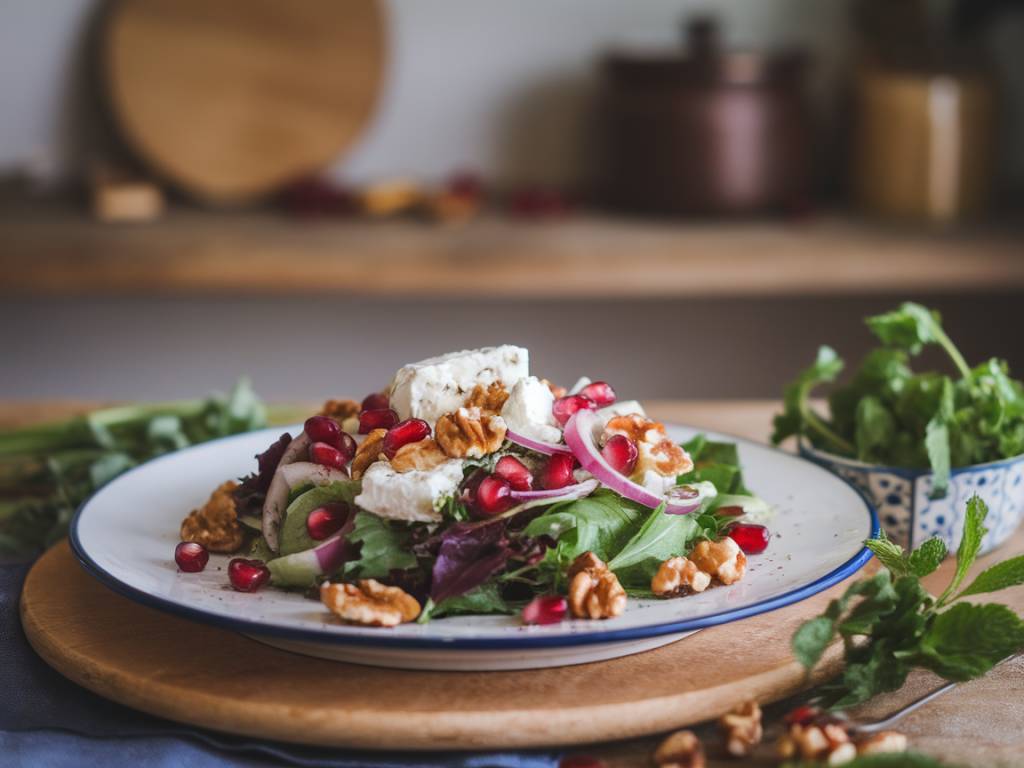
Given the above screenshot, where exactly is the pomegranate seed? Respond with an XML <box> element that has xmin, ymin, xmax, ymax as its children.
<box><xmin>361</xmin><ymin>392</ymin><xmax>390</xmax><ymax>412</ymax></box>
<box><xmin>522</xmin><ymin>595</ymin><xmax>568</xmax><ymax>625</ymax></box>
<box><xmin>728</xmin><ymin>523</ymin><xmax>771</xmax><ymax>554</ymax></box>
<box><xmin>174</xmin><ymin>541</ymin><xmax>208</xmax><ymax>573</ymax></box>
<box><xmin>559</xmin><ymin>756</ymin><xmax>606</xmax><ymax>768</ymax></box>
<box><xmin>539</xmin><ymin>453</ymin><xmax>576</xmax><ymax>490</ymax></box>
<box><xmin>303</xmin><ymin>415</ymin><xmax>341</xmax><ymax>447</ymax></box>
<box><xmin>310</xmin><ymin>441</ymin><xmax>349</xmax><ymax>471</ymax></box>
<box><xmin>359</xmin><ymin>408</ymin><xmax>399</xmax><ymax>434</ymax></box>
<box><xmin>552</xmin><ymin>394</ymin><xmax>596</xmax><ymax>426</ymax></box>
<box><xmin>383</xmin><ymin>418</ymin><xmax>432</xmax><ymax>459</ymax></box>
<box><xmin>579</xmin><ymin>381</ymin><xmax>616</xmax><ymax>406</ymax></box>
<box><xmin>601</xmin><ymin>434</ymin><xmax>638</xmax><ymax>475</ymax></box>
<box><xmin>228</xmin><ymin>558</ymin><xmax>270</xmax><ymax>592</ymax></box>
<box><xmin>493</xmin><ymin>455</ymin><xmax>533</xmax><ymax>491</ymax></box>
<box><xmin>336</xmin><ymin>431</ymin><xmax>357</xmax><ymax>462</ymax></box>
<box><xmin>473</xmin><ymin>475</ymin><xmax>513</xmax><ymax>516</ymax></box>
<box><xmin>306</xmin><ymin>503</ymin><xmax>349</xmax><ymax>540</ymax></box>
<box><xmin>785</xmin><ymin>705</ymin><xmax>821</xmax><ymax>726</ymax></box>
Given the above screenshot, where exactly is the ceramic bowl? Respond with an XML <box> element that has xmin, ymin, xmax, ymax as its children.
<box><xmin>800</xmin><ymin>442</ymin><xmax>1024</xmax><ymax>555</ymax></box>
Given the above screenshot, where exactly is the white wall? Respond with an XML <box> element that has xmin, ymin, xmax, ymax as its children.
<box><xmin>0</xmin><ymin>0</ymin><xmax>852</xmax><ymax>188</ymax></box>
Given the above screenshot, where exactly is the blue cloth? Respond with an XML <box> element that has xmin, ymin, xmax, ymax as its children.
<box><xmin>1</xmin><ymin>561</ymin><xmax>561</xmax><ymax>768</ymax></box>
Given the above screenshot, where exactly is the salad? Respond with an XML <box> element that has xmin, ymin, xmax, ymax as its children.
<box><xmin>175</xmin><ymin>346</ymin><xmax>772</xmax><ymax>627</ymax></box>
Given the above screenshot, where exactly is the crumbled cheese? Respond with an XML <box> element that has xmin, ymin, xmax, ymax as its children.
<box><xmin>500</xmin><ymin>375</ymin><xmax>561</xmax><ymax>444</ymax></box>
<box><xmin>596</xmin><ymin>400</ymin><xmax>647</xmax><ymax>421</ymax></box>
<box><xmin>389</xmin><ymin>346</ymin><xmax>529</xmax><ymax>425</ymax></box>
<box><xmin>354</xmin><ymin>459</ymin><xmax>464</xmax><ymax>523</ymax></box>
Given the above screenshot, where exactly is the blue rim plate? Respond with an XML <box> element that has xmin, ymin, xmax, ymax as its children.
<box><xmin>70</xmin><ymin>424</ymin><xmax>878</xmax><ymax>653</ymax></box>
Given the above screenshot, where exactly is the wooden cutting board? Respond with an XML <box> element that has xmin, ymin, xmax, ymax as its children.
<box><xmin>103</xmin><ymin>0</ymin><xmax>385</xmax><ymax>204</ymax></box>
<box><xmin>23</xmin><ymin>533</ymin><xmax>1023</xmax><ymax>750</ymax></box>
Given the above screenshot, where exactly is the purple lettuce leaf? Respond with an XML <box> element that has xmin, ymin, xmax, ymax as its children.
<box><xmin>429</xmin><ymin>519</ymin><xmax>511</xmax><ymax>603</ymax></box>
<box><xmin>233</xmin><ymin>432</ymin><xmax>293</xmax><ymax>515</ymax></box>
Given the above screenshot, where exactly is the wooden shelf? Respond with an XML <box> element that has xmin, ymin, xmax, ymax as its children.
<box><xmin>3</xmin><ymin>201</ymin><xmax>1022</xmax><ymax>299</ymax></box>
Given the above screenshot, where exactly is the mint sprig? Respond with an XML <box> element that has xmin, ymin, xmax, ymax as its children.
<box><xmin>793</xmin><ymin>495</ymin><xmax>1024</xmax><ymax>708</ymax></box>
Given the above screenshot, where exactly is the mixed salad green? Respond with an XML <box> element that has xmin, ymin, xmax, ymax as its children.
<box><xmin>772</xmin><ymin>302</ymin><xmax>1024</xmax><ymax>495</ymax></box>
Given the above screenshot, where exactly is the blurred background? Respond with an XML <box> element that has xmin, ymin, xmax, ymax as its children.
<box><xmin>1</xmin><ymin>0</ymin><xmax>1023</xmax><ymax>404</ymax></box>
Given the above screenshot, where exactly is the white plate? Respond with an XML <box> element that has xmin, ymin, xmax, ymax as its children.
<box><xmin>71</xmin><ymin>424</ymin><xmax>877</xmax><ymax>670</ymax></box>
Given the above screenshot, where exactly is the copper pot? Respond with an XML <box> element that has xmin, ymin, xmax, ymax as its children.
<box><xmin>599</xmin><ymin>20</ymin><xmax>811</xmax><ymax>216</ymax></box>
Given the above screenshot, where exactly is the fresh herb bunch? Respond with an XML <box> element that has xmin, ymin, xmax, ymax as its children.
<box><xmin>0</xmin><ymin>379</ymin><xmax>267</xmax><ymax>556</ymax></box>
<box><xmin>792</xmin><ymin>495</ymin><xmax>1024</xmax><ymax>709</ymax></box>
<box><xmin>772</xmin><ymin>302</ymin><xmax>1024</xmax><ymax>495</ymax></box>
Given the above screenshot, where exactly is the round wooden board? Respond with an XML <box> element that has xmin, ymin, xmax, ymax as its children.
<box><xmin>22</xmin><ymin>541</ymin><xmax>850</xmax><ymax>751</ymax></box>
<box><xmin>103</xmin><ymin>0</ymin><xmax>385</xmax><ymax>204</ymax></box>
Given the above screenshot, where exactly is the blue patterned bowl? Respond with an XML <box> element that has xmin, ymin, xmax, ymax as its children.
<box><xmin>799</xmin><ymin>442</ymin><xmax>1024</xmax><ymax>555</ymax></box>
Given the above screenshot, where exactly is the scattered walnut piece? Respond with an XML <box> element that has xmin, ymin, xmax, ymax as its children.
<box><xmin>180</xmin><ymin>480</ymin><xmax>245</xmax><ymax>553</ymax></box>
<box><xmin>654</xmin><ymin>729</ymin><xmax>705</xmax><ymax>768</ymax></box>
<box><xmin>566</xmin><ymin>551</ymin><xmax>626</xmax><ymax>619</ymax></box>
<box><xmin>435</xmin><ymin>406</ymin><xmax>507</xmax><ymax>458</ymax></box>
<box><xmin>778</xmin><ymin>720</ymin><xmax>856</xmax><ymax>765</ymax></box>
<box><xmin>719</xmin><ymin>700</ymin><xmax>763</xmax><ymax>757</ymax></box>
<box><xmin>389</xmin><ymin>438</ymin><xmax>449</xmax><ymax>473</ymax></box>
<box><xmin>543</xmin><ymin>378</ymin><xmax>568</xmax><ymax>399</ymax></box>
<box><xmin>603</xmin><ymin>414</ymin><xmax>693</xmax><ymax>478</ymax></box>
<box><xmin>464</xmin><ymin>381</ymin><xmax>509</xmax><ymax>414</ymax></box>
<box><xmin>856</xmin><ymin>731</ymin><xmax>908</xmax><ymax>756</ymax></box>
<box><xmin>651</xmin><ymin>556</ymin><xmax>711</xmax><ymax>597</ymax></box>
<box><xmin>320</xmin><ymin>398</ymin><xmax>360</xmax><ymax>422</ymax></box>
<box><xmin>351</xmin><ymin>428</ymin><xmax>387</xmax><ymax>479</ymax></box>
<box><xmin>691</xmin><ymin>537</ymin><xmax>747</xmax><ymax>585</ymax></box>
<box><xmin>321</xmin><ymin>579</ymin><xmax>421</xmax><ymax>627</ymax></box>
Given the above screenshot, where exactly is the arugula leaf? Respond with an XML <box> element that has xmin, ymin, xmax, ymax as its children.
<box><xmin>607</xmin><ymin>504</ymin><xmax>700</xmax><ymax>584</ymax></box>
<box><xmin>524</xmin><ymin>489</ymin><xmax>644</xmax><ymax>568</ymax></box>
<box><xmin>938</xmin><ymin>495</ymin><xmax>988</xmax><ymax>606</ymax></box>
<box><xmin>916</xmin><ymin>602</ymin><xmax>1024</xmax><ymax>680</ymax></box>
<box><xmin>957</xmin><ymin>555</ymin><xmax>1024</xmax><ymax>598</ymax></box>
<box><xmin>344</xmin><ymin>511</ymin><xmax>418</xmax><ymax>579</ymax></box>
<box><xmin>426</xmin><ymin>582</ymin><xmax>511</xmax><ymax>619</ymax></box>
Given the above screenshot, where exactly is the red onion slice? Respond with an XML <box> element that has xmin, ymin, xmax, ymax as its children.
<box><xmin>510</xmin><ymin>478</ymin><xmax>598</xmax><ymax>502</ymax></box>
<box><xmin>505</xmin><ymin>429</ymin><xmax>572</xmax><ymax>456</ymax></box>
<box><xmin>563</xmin><ymin>410</ymin><xmax>706</xmax><ymax>514</ymax></box>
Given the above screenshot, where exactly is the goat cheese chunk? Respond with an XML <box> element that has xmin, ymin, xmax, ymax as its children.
<box><xmin>389</xmin><ymin>345</ymin><xmax>529</xmax><ymax>424</ymax></box>
<box><xmin>354</xmin><ymin>459</ymin><xmax>464</xmax><ymax>524</ymax></box>
<box><xmin>596</xmin><ymin>400</ymin><xmax>647</xmax><ymax>422</ymax></box>
<box><xmin>501</xmin><ymin>376</ymin><xmax>562</xmax><ymax>444</ymax></box>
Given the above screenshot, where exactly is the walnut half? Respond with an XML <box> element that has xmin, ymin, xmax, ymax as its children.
<box><xmin>719</xmin><ymin>700</ymin><xmax>763</xmax><ymax>757</ymax></box>
<box><xmin>654</xmin><ymin>729</ymin><xmax>705</xmax><ymax>768</ymax></box>
<box><xmin>389</xmin><ymin>437</ymin><xmax>449</xmax><ymax>473</ymax></box>
<box><xmin>464</xmin><ymin>381</ymin><xmax>509</xmax><ymax>414</ymax></box>
<box><xmin>567</xmin><ymin>551</ymin><xmax>627</xmax><ymax>620</ymax></box>
<box><xmin>651</xmin><ymin>556</ymin><xmax>711</xmax><ymax>597</ymax></box>
<box><xmin>321</xmin><ymin>580</ymin><xmax>421</xmax><ymax>627</ymax></box>
<box><xmin>351</xmin><ymin>428</ymin><xmax>387</xmax><ymax>479</ymax></box>
<box><xmin>180</xmin><ymin>480</ymin><xmax>245</xmax><ymax>553</ymax></box>
<box><xmin>690</xmin><ymin>537</ymin><xmax>747</xmax><ymax>586</ymax></box>
<box><xmin>435</xmin><ymin>406</ymin><xmax>507</xmax><ymax>459</ymax></box>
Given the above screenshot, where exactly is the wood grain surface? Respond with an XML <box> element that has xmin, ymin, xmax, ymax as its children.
<box><xmin>11</xmin><ymin>401</ymin><xmax>1024</xmax><ymax>761</ymax></box>
<box><xmin>104</xmin><ymin>0</ymin><xmax>384</xmax><ymax>203</ymax></box>
<box><xmin>3</xmin><ymin>205</ymin><xmax>1023</xmax><ymax>299</ymax></box>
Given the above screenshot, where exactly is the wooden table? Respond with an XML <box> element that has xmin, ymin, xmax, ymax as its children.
<box><xmin>4</xmin><ymin>400</ymin><xmax>1022</xmax><ymax>767</ymax></box>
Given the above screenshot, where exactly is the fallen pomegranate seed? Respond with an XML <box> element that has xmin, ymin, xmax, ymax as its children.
<box><xmin>303</xmin><ymin>415</ymin><xmax>341</xmax><ymax>447</ymax></box>
<box><xmin>785</xmin><ymin>704</ymin><xmax>821</xmax><ymax>726</ymax></box>
<box><xmin>310</xmin><ymin>441</ymin><xmax>349</xmax><ymax>471</ymax></box>
<box><xmin>359</xmin><ymin>408</ymin><xmax>399</xmax><ymax>434</ymax></box>
<box><xmin>228</xmin><ymin>558</ymin><xmax>270</xmax><ymax>592</ymax></box>
<box><xmin>306</xmin><ymin>503</ymin><xmax>349</xmax><ymax>540</ymax></box>
<box><xmin>447</xmin><ymin>171</ymin><xmax>484</xmax><ymax>200</ymax></box>
<box><xmin>383</xmin><ymin>418</ymin><xmax>432</xmax><ymax>458</ymax></box>
<box><xmin>174</xmin><ymin>541</ymin><xmax>208</xmax><ymax>573</ymax></box>
<box><xmin>361</xmin><ymin>392</ymin><xmax>390</xmax><ymax>412</ymax></box>
<box><xmin>728</xmin><ymin>523</ymin><xmax>771</xmax><ymax>554</ymax></box>
<box><xmin>493</xmin><ymin>455</ymin><xmax>533</xmax><ymax>491</ymax></box>
<box><xmin>473</xmin><ymin>475</ymin><xmax>514</xmax><ymax>516</ymax></box>
<box><xmin>601</xmin><ymin>434</ymin><xmax>638</xmax><ymax>475</ymax></box>
<box><xmin>579</xmin><ymin>381</ymin><xmax>616</xmax><ymax>406</ymax></box>
<box><xmin>552</xmin><ymin>394</ymin><xmax>596</xmax><ymax>426</ymax></box>
<box><xmin>559</xmin><ymin>756</ymin><xmax>606</xmax><ymax>768</ymax></box>
<box><xmin>522</xmin><ymin>595</ymin><xmax>568</xmax><ymax>625</ymax></box>
<box><xmin>539</xmin><ymin>453</ymin><xmax>577</xmax><ymax>490</ymax></box>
